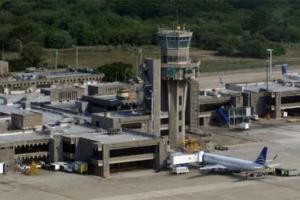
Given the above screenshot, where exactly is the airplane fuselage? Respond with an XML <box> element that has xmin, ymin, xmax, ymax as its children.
<box><xmin>284</xmin><ymin>73</ymin><xmax>300</xmax><ymax>81</ymax></box>
<box><xmin>203</xmin><ymin>153</ymin><xmax>264</xmax><ymax>171</ymax></box>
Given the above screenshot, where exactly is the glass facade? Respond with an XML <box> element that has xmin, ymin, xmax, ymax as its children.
<box><xmin>161</xmin><ymin>56</ymin><xmax>188</xmax><ymax>63</ymax></box>
<box><xmin>160</xmin><ymin>37</ymin><xmax>167</xmax><ymax>48</ymax></box>
<box><xmin>185</xmin><ymin>68</ymin><xmax>193</xmax><ymax>74</ymax></box>
<box><xmin>167</xmin><ymin>37</ymin><xmax>179</xmax><ymax>48</ymax></box>
<box><xmin>179</xmin><ymin>37</ymin><xmax>190</xmax><ymax>48</ymax></box>
<box><xmin>166</xmin><ymin>68</ymin><xmax>177</xmax><ymax>78</ymax></box>
<box><xmin>160</xmin><ymin>36</ymin><xmax>191</xmax><ymax>49</ymax></box>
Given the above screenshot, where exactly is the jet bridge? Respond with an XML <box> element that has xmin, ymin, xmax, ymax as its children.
<box><xmin>169</xmin><ymin>151</ymin><xmax>204</xmax><ymax>166</ymax></box>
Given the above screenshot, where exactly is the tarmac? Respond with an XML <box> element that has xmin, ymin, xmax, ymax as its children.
<box><xmin>1</xmin><ymin>120</ymin><xmax>300</xmax><ymax>200</ymax></box>
<box><xmin>199</xmin><ymin>68</ymin><xmax>292</xmax><ymax>89</ymax></box>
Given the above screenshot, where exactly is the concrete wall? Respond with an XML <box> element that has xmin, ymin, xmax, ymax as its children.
<box><xmin>75</xmin><ymin>138</ymin><xmax>96</xmax><ymax>162</ymax></box>
<box><xmin>187</xmin><ymin>79</ymin><xmax>200</xmax><ymax>130</ymax></box>
<box><xmin>0</xmin><ymin>61</ymin><xmax>9</xmax><ymax>75</ymax></box>
<box><xmin>49</xmin><ymin>133</ymin><xmax>167</xmax><ymax>178</ymax></box>
<box><xmin>145</xmin><ymin>58</ymin><xmax>161</xmax><ymax>137</ymax></box>
<box><xmin>0</xmin><ymin>118</ymin><xmax>10</xmax><ymax>132</ymax></box>
<box><xmin>92</xmin><ymin>115</ymin><xmax>117</xmax><ymax>129</ymax></box>
<box><xmin>87</xmin><ymin>83</ymin><xmax>129</xmax><ymax>96</ymax></box>
<box><xmin>231</xmin><ymin>95</ymin><xmax>243</xmax><ymax>108</ymax></box>
<box><xmin>0</xmin><ymin>144</ymin><xmax>14</xmax><ymax>169</ymax></box>
<box><xmin>98</xmin><ymin>138</ymin><xmax>166</xmax><ymax>178</ymax></box>
<box><xmin>167</xmin><ymin>80</ymin><xmax>187</xmax><ymax>149</ymax></box>
<box><xmin>49</xmin><ymin>87</ymin><xmax>85</xmax><ymax>102</ymax></box>
<box><xmin>92</xmin><ymin>114</ymin><xmax>152</xmax><ymax>133</ymax></box>
<box><xmin>253</xmin><ymin>93</ymin><xmax>267</xmax><ymax>116</ymax></box>
<box><xmin>0</xmin><ymin>74</ymin><xmax>103</xmax><ymax>91</ymax></box>
<box><xmin>49</xmin><ymin>136</ymin><xmax>64</xmax><ymax>163</ymax></box>
<box><xmin>11</xmin><ymin>112</ymin><xmax>43</xmax><ymax>130</ymax></box>
<box><xmin>274</xmin><ymin>92</ymin><xmax>282</xmax><ymax>119</ymax></box>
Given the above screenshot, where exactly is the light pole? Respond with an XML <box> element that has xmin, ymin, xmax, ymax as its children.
<box><xmin>54</xmin><ymin>49</ymin><xmax>58</xmax><ymax>71</ymax></box>
<box><xmin>267</xmin><ymin>49</ymin><xmax>273</xmax><ymax>81</ymax></box>
<box><xmin>16</xmin><ymin>39</ymin><xmax>23</xmax><ymax>58</ymax></box>
<box><xmin>75</xmin><ymin>47</ymin><xmax>78</xmax><ymax>69</ymax></box>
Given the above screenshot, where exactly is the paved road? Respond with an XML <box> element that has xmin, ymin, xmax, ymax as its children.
<box><xmin>91</xmin><ymin>176</ymin><xmax>300</xmax><ymax>200</ymax></box>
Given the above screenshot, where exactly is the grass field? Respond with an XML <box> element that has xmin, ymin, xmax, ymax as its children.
<box><xmin>4</xmin><ymin>44</ymin><xmax>300</xmax><ymax>73</ymax></box>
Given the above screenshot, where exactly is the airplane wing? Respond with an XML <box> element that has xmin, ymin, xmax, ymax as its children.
<box><xmin>266</xmin><ymin>154</ymin><xmax>280</xmax><ymax>168</ymax></box>
<box><xmin>266</xmin><ymin>154</ymin><xmax>278</xmax><ymax>162</ymax></box>
<box><xmin>199</xmin><ymin>164</ymin><xmax>227</xmax><ymax>170</ymax></box>
<box><xmin>266</xmin><ymin>163</ymin><xmax>281</xmax><ymax>168</ymax></box>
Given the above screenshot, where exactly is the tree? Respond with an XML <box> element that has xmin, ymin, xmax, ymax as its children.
<box><xmin>217</xmin><ymin>36</ymin><xmax>241</xmax><ymax>56</ymax></box>
<box><xmin>97</xmin><ymin>62</ymin><xmax>134</xmax><ymax>82</ymax></box>
<box><xmin>45</xmin><ymin>30</ymin><xmax>73</xmax><ymax>48</ymax></box>
<box><xmin>9</xmin><ymin>21</ymin><xmax>45</xmax><ymax>44</ymax></box>
<box><xmin>0</xmin><ymin>0</ymin><xmax>297</xmax><ymax>58</ymax></box>
<box><xmin>69</xmin><ymin>21</ymin><xmax>97</xmax><ymax>45</ymax></box>
<box><xmin>21</xmin><ymin>42</ymin><xmax>44</xmax><ymax>67</ymax></box>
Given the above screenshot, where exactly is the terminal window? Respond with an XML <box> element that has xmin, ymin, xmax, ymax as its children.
<box><xmin>179</xmin><ymin>37</ymin><xmax>190</xmax><ymax>48</ymax></box>
<box><xmin>179</xmin><ymin>111</ymin><xmax>182</xmax><ymax>121</ymax></box>
<box><xmin>167</xmin><ymin>37</ymin><xmax>179</xmax><ymax>48</ymax></box>
<box><xmin>179</xmin><ymin>96</ymin><xmax>182</xmax><ymax>106</ymax></box>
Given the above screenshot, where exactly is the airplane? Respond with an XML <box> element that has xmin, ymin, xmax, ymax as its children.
<box><xmin>199</xmin><ymin>147</ymin><xmax>279</xmax><ymax>174</ymax></box>
<box><xmin>281</xmin><ymin>64</ymin><xmax>300</xmax><ymax>82</ymax></box>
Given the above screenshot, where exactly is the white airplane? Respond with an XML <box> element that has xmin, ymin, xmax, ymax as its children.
<box><xmin>200</xmin><ymin>147</ymin><xmax>279</xmax><ymax>173</ymax></box>
<box><xmin>281</xmin><ymin>64</ymin><xmax>300</xmax><ymax>81</ymax></box>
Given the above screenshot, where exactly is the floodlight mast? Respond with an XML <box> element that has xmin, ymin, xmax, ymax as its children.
<box><xmin>266</xmin><ymin>49</ymin><xmax>273</xmax><ymax>91</ymax></box>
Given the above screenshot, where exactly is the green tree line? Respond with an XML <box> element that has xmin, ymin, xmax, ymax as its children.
<box><xmin>97</xmin><ymin>62</ymin><xmax>134</xmax><ymax>82</ymax></box>
<box><xmin>1</xmin><ymin>0</ymin><xmax>300</xmax><ymax>60</ymax></box>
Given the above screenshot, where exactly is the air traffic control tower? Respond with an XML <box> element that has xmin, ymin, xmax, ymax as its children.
<box><xmin>158</xmin><ymin>27</ymin><xmax>200</xmax><ymax>149</ymax></box>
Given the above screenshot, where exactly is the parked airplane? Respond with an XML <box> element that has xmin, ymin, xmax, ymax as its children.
<box><xmin>200</xmin><ymin>147</ymin><xmax>279</xmax><ymax>173</ymax></box>
<box><xmin>281</xmin><ymin>64</ymin><xmax>300</xmax><ymax>81</ymax></box>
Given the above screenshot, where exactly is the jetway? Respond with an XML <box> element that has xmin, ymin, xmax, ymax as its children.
<box><xmin>169</xmin><ymin>151</ymin><xmax>204</xmax><ymax>166</ymax></box>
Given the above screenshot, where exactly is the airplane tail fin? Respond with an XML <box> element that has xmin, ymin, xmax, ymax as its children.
<box><xmin>254</xmin><ymin>147</ymin><xmax>268</xmax><ymax>165</ymax></box>
<box><xmin>218</xmin><ymin>75</ymin><xmax>225</xmax><ymax>86</ymax></box>
<box><xmin>281</xmin><ymin>64</ymin><xmax>288</xmax><ymax>75</ymax></box>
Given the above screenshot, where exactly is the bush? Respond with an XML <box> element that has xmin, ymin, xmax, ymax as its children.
<box><xmin>21</xmin><ymin>42</ymin><xmax>44</xmax><ymax>67</ymax></box>
<box><xmin>8</xmin><ymin>58</ymin><xmax>26</xmax><ymax>72</ymax></box>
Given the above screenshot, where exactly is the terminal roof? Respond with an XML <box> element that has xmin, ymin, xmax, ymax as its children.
<box><xmin>237</xmin><ymin>82</ymin><xmax>300</xmax><ymax>93</ymax></box>
<box><xmin>0</xmin><ymin>132</ymin><xmax>49</xmax><ymax>144</ymax></box>
<box><xmin>52</xmin><ymin>124</ymin><xmax>154</xmax><ymax>144</ymax></box>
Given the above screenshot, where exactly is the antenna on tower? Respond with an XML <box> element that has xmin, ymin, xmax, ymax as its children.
<box><xmin>176</xmin><ymin>6</ymin><xmax>179</xmax><ymax>25</ymax></box>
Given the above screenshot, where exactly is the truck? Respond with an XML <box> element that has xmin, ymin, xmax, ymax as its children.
<box><xmin>50</xmin><ymin>163</ymin><xmax>60</xmax><ymax>171</ymax></box>
<box><xmin>72</xmin><ymin>161</ymin><xmax>88</xmax><ymax>174</ymax></box>
<box><xmin>275</xmin><ymin>168</ymin><xmax>299</xmax><ymax>176</ymax></box>
<box><xmin>50</xmin><ymin>162</ymin><xmax>73</xmax><ymax>172</ymax></box>
<box><xmin>0</xmin><ymin>163</ymin><xmax>5</xmax><ymax>174</ymax></box>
